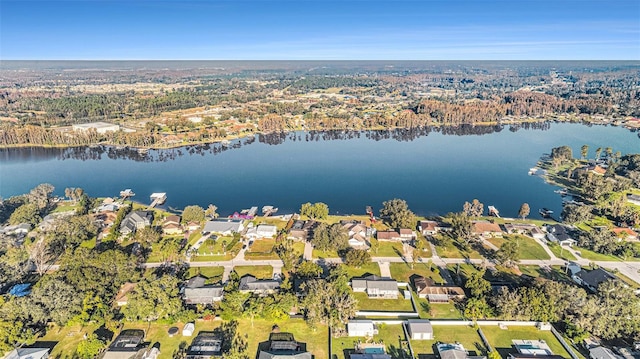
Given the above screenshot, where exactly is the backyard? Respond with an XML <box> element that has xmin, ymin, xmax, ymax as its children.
<box><xmin>486</xmin><ymin>235</ymin><xmax>550</xmax><ymax>260</ymax></box>
<box><xmin>480</xmin><ymin>325</ymin><xmax>573</xmax><ymax>359</ymax></box>
<box><xmin>331</xmin><ymin>323</ymin><xmax>410</xmax><ymax>359</ymax></box>
<box><xmin>353</xmin><ymin>292</ymin><xmax>415</xmax><ymax>312</ymax></box>
<box><xmin>389</xmin><ymin>262</ymin><xmax>445</xmax><ymax>285</ymax></box>
<box><xmin>233</xmin><ymin>265</ymin><xmax>273</xmax><ymax>279</ymax></box>
<box><xmin>411</xmin><ymin>325</ymin><xmax>485</xmax><ymax>358</ymax></box>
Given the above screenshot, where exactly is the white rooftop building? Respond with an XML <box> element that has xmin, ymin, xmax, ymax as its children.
<box><xmin>72</xmin><ymin>121</ymin><xmax>120</xmax><ymax>134</ymax></box>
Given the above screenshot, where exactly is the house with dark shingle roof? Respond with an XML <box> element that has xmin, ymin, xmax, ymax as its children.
<box><xmin>574</xmin><ymin>268</ymin><xmax>617</xmax><ymax>292</ymax></box>
<box><xmin>120</xmin><ymin>211</ymin><xmax>153</xmax><ymax>235</ymax></box>
<box><xmin>239</xmin><ymin>275</ymin><xmax>279</xmax><ymax>295</ymax></box>
<box><xmin>351</xmin><ymin>275</ymin><xmax>398</xmax><ymax>299</ymax></box>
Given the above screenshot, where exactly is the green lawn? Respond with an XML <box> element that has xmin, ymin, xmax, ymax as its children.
<box><xmin>547</xmin><ymin>243</ymin><xmax>577</xmax><ymax>261</ymax></box>
<box><xmin>389</xmin><ymin>262</ymin><xmax>444</xmax><ymax>285</ymax></box>
<box><xmin>233</xmin><ymin>265</ymin><xmax>273</xmax><ymax>279</ymax></box>
<box><xmin>413</xmin><ymin>292</ymin><xmax>463</xmax><ymax>320</ymax></box>
<box><xmin>187</xmin><ymin>267</ymin><xmax>224</xmax><ymax>283</ymax></box>
<box><xmin>480</xmin><ymin>325</ymin><xmax>572</xmax><ymax>359</ymax></box>
<box><xmin>488</xmin><ymin>235</ymin><xmax>550</xmax><ymax>260</ymax></box>
<box><xmin>344</xmin><ymin>262</ymin><xmax>381</xmax><ymax>279</ymax></box>
<box><xmin>36</xmin><ymin>323</ymin><xmax>101</xmax><ymax>359</ymax></box>
<box><xmin>239</xmin><ymin>318</ymin><xmax>329</xmax><ymax>359</ymax></box>
<box><xmin>433</xmin><ymin>238</ymin><xmax>484</xmax><ymax>260</ymax></box>
<box><xmin>121</xmin><ymin>321</ymin><xmax>220</xmax><ymax>359</ymax></box>
<box><xmin>192</xmin><ymin>236</ymin><xmax>241</xmax><ymax>261</ymax></box>
<box><xmin>374</xmin><ymin>242</ymin><xmax>406</xmax><ymax>258</ymax></box>
<box><xmin>51</xmin><ymin>203</ymin><xmax>79</xmax><ymax>213</ymax></box>
<box><xmin>245</xmin><ymin>238</ymin><xmax>279</xmax><ymax>260</ymax></box>
<box><xmin>252</xmin><ymin>217</ymin><xmax>288</xmax><ymax>231</ymax></box>
<box><xmin>313</xmin><ymin>248</ymin><xmax>341</xmax><ymax>258</ymax></box>
<box><xmin>411</xmin><ymin>325</ymin><xmax>485</xmax><ymax>357</ymax></box>
<box><xmin>353</xmin><ymin>292</ymin><xmax>415</xmax><ymax>312</ymax></box>
<box><xmin>574</xmin><ymin>247</ymin><xmax>621</xmax><ymax>261</ymax></box>
<box><xmin>187</xmin><ymin>231</ymin><xmax>202</xmax><ymax>246</ymax></box>
<box><xmin>511</xmin><ymin>265</ymin><xmax>574</xmax><ymax>284</ymax></box>
<box><xmin>332</xmin><ymin>323</ymin><xmax>410</xmax><ymax>359</ymax></box>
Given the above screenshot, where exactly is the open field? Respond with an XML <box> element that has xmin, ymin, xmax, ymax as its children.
<box><xmin>344</xmin><ymin>262</ymin><xmax>381</xmax><ymax>279</ymax></box>
<box><xmin>353</xmin><ymin>292</ymin><xmax>415</xmax><ymax>312</ymax></box>
<box><xmin>487</xmin><ymin>235</ymin><xmax>550</xmax><ymax>260</ymax></box>
<box><xmin>332</xmin><ymin>323</ymin><xmax>409</xmax><ymax>359</ymax></box>
<box><xmin>244</xmin><ymin>238</ymin><xmax>279</xmax><ymax>260</ymax></box>
<box><xmin>187</xmin><ymin>266</ymin><xmax>224</xmax><ymax>283</ymax></box>
<box><xmin>389</xmin><ymin>262</ymin><xmax>444</xmax><ymax>285</ymax></box>
<box><xmin>233</xmin><ymin>265</ymin><xmax>273</xmax><ymax>279</ymax></box>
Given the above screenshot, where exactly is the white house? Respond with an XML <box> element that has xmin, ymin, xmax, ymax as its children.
<box><xmin>247</xmin><ymin>224</ymin><xmax>278</xmax><ymax>239</ymax></box>
<box><xmin>348</xmin><ymin>320</ymin><xmax>378</xmax><ymax>337</ymax></box>
<box><xmin>202</xmin><ymin>219</ymin><xmax>244</xmax><ymax>236</ymax></box>
<box><xmin>72</xmin><ymin>121</ymin><xmax>120</xmax><ymax>134</ymax></box>
<box><xmin>406</xmin><ymin>319</ymin><xmax>433</xmax><ymax>340</ymax></box>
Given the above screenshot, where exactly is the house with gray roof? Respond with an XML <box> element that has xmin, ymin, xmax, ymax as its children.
<box><xmin>4</xmin><ymin>347</ymin><xmax>50</xmax><ymax>359</ymax></box>
<box><xmin>185</xmin><ymin>332</ymin><xmax>223</xmax><ymax>358</ymax></box>
<box><xmin>545</xmin><ymin>224</ymin><xmax>576</xmax><ymax>247</ymax></box>
<box><xmin>406</xmin><ymin>319</ymin><xmax>433</xmax><ymax>340</ymax></box>
<box><xmin>182</xmin><ymin>275</ymin><xmax>224</xmax><ymax>305</ymax></box>
<box><xmin>202</xmin><ymin>219</ymin><xmax>244</xmax><ymax>236</ymax></box>
<box><xmin>257</xmin><ymin>332</ymin><xmax>311</xmax><ymax>359</ymax></box>
<box><xmin>120</xmin><ymin>211</ymin><xmax>153</xmax><ymax>236</ymax></box>
<box><xmin>239</xmin><ymin>275</ymin><xmax>279</xmax><ymax>294</ymax></box>
<box><xmin>351</xmin><ymin>275</ymin><xmax>398</xmax><ymax>299</ymax></box>
<box><xmin>589</xmin><ymin>347</ymin><xmax>622</xmax><ymax>359</ymax></box>
<box><xmin>574</xmin><ymin>268</ymin><xmax>617</xmax><ymax>292</ymax></box>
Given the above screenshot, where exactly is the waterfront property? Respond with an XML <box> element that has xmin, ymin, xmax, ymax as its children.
<box><xmin>72</xmin><ymin>121</ymin><xmax>120</xmax><ymax>134</ymax></box>
<box><xmin>202</xmin><ymin>219</ymin><xmax>244</xmax><ymax>235</ymax></box>
<box><xmin>472</xmin><ymin>221</ymin><xmax>503</xmax><ymax>239</ymax></box>
<box><xmin>119</xmin><ymin>210</ymin><xmax>153</xmax><ymax>235</ymax></box>
<box><xmin>544</xmin><ymin>224</ymin><xmax>577</xmax><ymax>247</ymax></box>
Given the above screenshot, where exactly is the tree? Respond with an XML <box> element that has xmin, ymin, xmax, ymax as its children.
<box><xmin>296</xmin><ymin>260</ymin><xmax>323</xmax><ymax>279</ymax></box>
<box><xmin>551</xmin><ymin>145</ymin><xmax>574</xmax><ymax>165</ymax></box>
<box><xmin>311</xmin><ymin>223</ymin><xmax>348</xmax><ymax>252</ymax></box>
<box><xmin>122</xmin><ymin>275</ymin><xmax>182</xmax><ymax>322</ymax></box>
<box><xmin>76</xmin><ymin>333</ymin><xmax>106</xmax><ymax>359</ymax></box>
<box><xmin>27</xmin><ymin>183</ymin><xmax>54</xmax><ymax>212</ymax></box>
<box><xmin>344</xmin><ymin>249</ymin><xmax>371</xmax><ymax>267</ymax></box>
<box><xmin>380</xmin><ymin>198</ymin><xmax>415</xmax><ymax>228</ymax></box>
<box><xmin>135</xmin><ymin>226</ymin><xmax>161</xmax><ymax>244</ymax></box>
<box><xmin>182</xmin><ymin>205</ymin><xmax>205</xmax><ymax>224</ymax></box>
<box><xmin>595</xmin><ymin>147</ymin><xmax>602</xmax><ymax>160</ymax></box>
<box><xmin>29</xmin><ymin>239</ymin><xmax>55</xmax><ymax>275</ymax></box>
<box><xmin>464</xmin><ymin>297</ymin><xmax>491</xmax><ymax>320</ymax></box>
<box><xmin>300</xmin><ymin>202</ymin><xmax>329</xmax><ymax>220</ymax></box>
<box><xmin>301</xmin><ymin>279</ymin><xmax>357</xmax><ymax>335</ymax></box>
<box><xmin>449</xmin><ymin>212</ymin><xmax>474</xmax><ymax>247</ymax></box>
<box><xmin>8</xmin><ymin>203</ymin><xmax>40</xmax><ymax>225</ymax></box>
<box><xmin>581</xmin><ymin>144</ymin><xmax>589</xmax><ymax>160</ymax></box>
<box><xmin>205</xmin><ymin>204</ymin><xmax>219</xmax><ymax>219</ymax></box>
<box><xmin>561</xmin><ymin>204</ymin><xmax>593</xmax><ymax>224</ymax></box>
<box><xmin>464</xmin><ymin>270</ymin><xmax>490</xmax><ymax>298</ymax></box>
<box><xmin>495</xmin><ymin>240</ymin><xmax>519</xmax><ymax>267</ymax></box>
<box><xmin>518</xmin><ymin>203</ymin><xmax>530</xmax><ymax>220</ymax></box>
<box><xmin>463</xmin><ymin>199</ymin><xmax>484</xmax><ymax>217</ymax></box>
<box><xmin>25</xmin><ymin>277</ymin><xmax>83</xmax><ymax>325</ymax></box>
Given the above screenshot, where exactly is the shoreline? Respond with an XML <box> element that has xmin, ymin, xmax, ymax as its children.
<box><xmin>0</xmin><ymin>117</ymin><xmax>634</xmax><ymax>151</ymax></box>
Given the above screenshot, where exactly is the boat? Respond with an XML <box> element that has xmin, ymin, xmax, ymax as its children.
<box><xmin>120</xmin><ymin>189</ymin><xmax>135</xmax><ymax>198</ymax></box>
<box><xmin>554</xmin><ymin>189</ymin><xmax>568</xmax><ymax>196</ymax></box>
<box><xmin>528</xmin><ymin>167</ymin><xmax>538</xmax><ymax>175</ymax></box>
<box><xmin>488</xmin><ymin>205</ymin><xmax>500</xmax><ymax>218</ymax></box>
<box><xmin>539</xmin><ymin>208</ymin><xmax>554</xmax><ymax>217</ymax></box>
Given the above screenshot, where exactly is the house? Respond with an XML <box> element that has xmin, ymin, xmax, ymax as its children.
<box><xmin>4</xmin><ymin>347</ymin><xmax>50</xmax><ymax>359</ymax></box>
<box><xmin>72</xmin><ymin>121</ymin><xmax>120</xmax><ymax>134</ymax></box>
<box><xmin>545</xmin><ymin>224</ymin><xmax>577</xmax><ymax>247</ymax></box>
<box><xmin>183</xmin><ymin>276</ymin><xmax>224</xmax><ymax>305</ymax></box>
<box><xmin>419</xmin><ymin>220</ymin><xmax>438</xmax><ymax>236</ymax></box>
<box><xmin>257</xmin><ymin>332</ymin><xmax>311</xmax><ymax>359</ymax></box>
<box><xmin>0</xmin><ymin>223</ymin><xmax>32</xmax><ymax>236</ymax></box>
<box><xmin>573</xmin><ymin>268</ymin><xmax>617</xmax><ymax>292</ymax></box>
<box><xmin>186</xmin><ymin>221</ymin><xmax>201</xmax><ymax>232</ymax></box>
<box><xmin>239</xmin><ymin>275</ymin><xmax>279</xmax><ymax>294</ymax></box>
<box><xmin>103</xmin><ymin>329</ymin><xmax>148</xmax><ymax>359</ymax></box>
<box><xmin>414</xmin><ymin>276</ymin><xmax>465</xmax><ymax>302</ymax></box>
<box><xmin>202</xmin><ymin>219</ymin><xmax>244</xmax><ymax>236</ymax></box>
<box><xmin>376</xmin><ymin>230</ymin><xmax>401</xmax><ymax>241</ymax></box>
<box><xmin>437</xmin><ymin>343</ymin><xmax>470</xmax><ymax>359</ymax></box>
<box><xmin>247</xmin><ymin>224</ymin><xmax>278</xmax><ymax>239</ymax></box>
<box><xmin>589</xmin><ymin>347</ymin><xmax>622</xmax><ymax>359</ymax></box>
<box><xmin>612</xmin><ymin>227</ymin><xmax>638</xmax><ymax>241</ymax></box>
<box><xmin>342</xmin><ymin>221</ymin><xmax>369</xmax><ymax>248</ymax></box>
<box><xmin>399</xmin><ymin>228</ymin><xmax>416</xmax><ymax>240</ymax></box>
<box><xmin>503</xmin><ymin>223</ymin><xmax>545</xmax><ymax>240</ymax></box>
<box><xmin>406</xmin><ymin>319</ymin><xmax>433</xmax><ymax>340</ymax></box>
<box><xmin>351</xmin><ymin>275</ymin><xmax>398</xmax><ymax>299</ymax></box>
<box><xmin>120</xmin><ymin>211</ymin><xmax>153</xmax><ymax>235</ymax></box>
<box><xmin>347</xmin><ymin>320</ymin><xmax>378</xmax><ymax>337</ymax></box>
<box><xmin>115</xmin><ymin>282</ymin><xmax>136</xmax><ymax>306</ymax></box>
<box><xmin>162</xmin><ymin>215</ymin><xmax>183</xmax><ymax>235</ymax></box>
<box><xmin>288</xmin><ymin>220</ymin><xmax>316</xmax><ymax>241</ymax></box>
<box><xmin>185</xmin><ymin>332</ymin><xmax>223</xmax><ymax>358</ymax></box>
<box><xmin>472</xmin><ymin>221</ymin><xmax>503</xmax><ymax>238</ymax></box>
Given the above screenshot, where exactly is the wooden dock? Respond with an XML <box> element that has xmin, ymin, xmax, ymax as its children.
<box><xmin>149</xmin><ymin>193</ymin><xmax>167</xmax><ymax>208</ymax></box>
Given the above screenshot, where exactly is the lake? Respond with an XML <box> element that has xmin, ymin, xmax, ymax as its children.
<box><xmin>1</xmin><ymin>123</ymin><xmax>638</xmax><ymax>218</ymax></box>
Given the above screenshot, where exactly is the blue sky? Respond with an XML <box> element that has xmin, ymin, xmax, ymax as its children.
<box><xmin>1</xmin><ymin>0</ymin><xmax>639</xmax><ymax>60</ymax></box>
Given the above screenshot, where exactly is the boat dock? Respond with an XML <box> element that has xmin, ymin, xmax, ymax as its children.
<box><xmin>488</xmin><ymin>205</ymin><xmax>500</xmax><ymax>218</ymax></box>
<box><xmin>149</xmin><ymin>193</ymin><xmax>167</xmax><ymax>208</ymax></box>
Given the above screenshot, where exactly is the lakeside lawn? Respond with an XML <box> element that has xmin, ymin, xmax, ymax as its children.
<box><xmin>389</xmin><ymin>262</ymin><xmax>444</xmax><ymax>285</ymax></box>
<box><xmin>187</xmin><ymin>266</ymin><xmax>224</xmax><ymax>283</ymax></box>
<box><xmin>547</xmin><ymin>243</ymin><xmax>577</xmax><ymax>261</ymax></box>
<box><xmin>480</xmin><ymin>325</ymin><xmax>572</xmax><ymax>359</ymax></box>
<box><xmin>353</xmin><ymin>291</ymin><xmax>415</xmax><ymax>312</ymax></box>
<box><xmin>233</xmin><ymin>265</ymin><xmax>273</xmax><ymax>279</ymax></box>
<box><xmin>244</xmin><ymin>238</ymin><xmax>279</xmax><ymax>260</ymax></box>
<box><xmin>411</xmin><ymin>325</ymin><xmax>485</xmax><ymax>357</ymax></box>
<box><xmin>487</xmin><ymin>235</ymin><xmax>550</xmax><ymax>260</ymax></box>
<box><xmin>332</xmin><ymin>323</ymin><xmax>409</xmax><ymax>359</ymax></box>
<box><xmin>344</xmin><ymin>262</ymin><xmax>381</xmax><ymax>279</ymax></box>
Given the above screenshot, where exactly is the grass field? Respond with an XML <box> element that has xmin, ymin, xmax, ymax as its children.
<box><xmin>547</xmin><ymin>243</ymin><xmax>577</xmax><ymax>261</ymax></box>
<box><xmin>313</xmin><ymin>248</ymin><xmax>341</xmax><ymax>258</ymax></box>
<box><xmin>488</xmin><ymin>235</ymin><xmax>550</xmax><ymax>260</ymax></box>
<box><xmin>239</xmin><ymin>318</ymin><xmax>328</xmax><ymax>359</ymax></box>
<box><xmin>389</xmin><ymin>262</ymin><xmax>444</xmax><ymax>285</ymax></box>
<box><xmin>411</xmin><ymin>325</ymin><xmax>485</xmax><ymax>357</ymax></box>
<box><xmin>480</xmin><ymin>325</ymin><xmax>572</xmax><ymax>359</ymax></box>
<box><xmin>332</xmin><ymin>323</ymin><xmax>410</xmax><ymax>359</ymax></box>
<box><xmin>244</xmin><ymin>238</ymin><xmax>279</xmax><ymax>260</ymax></box>
<box><xmin>353</xmin><ymin>292</ymin><xmax>415</xmax><ymax>312</ymax></box>
<box><xmin>374</xmin><ymin>241</ymin><xmax>406</xmax><ymax>258</ymax></box>
<box><xmin>413</xmin><ymin>291</ymin><xmax>463</xmax><ymax>319</ymax></box>
<box><xmin>233</xmin><ymin>265</ymin><xmax>273</xmax><ymax>279</ymax></box>
<box><xmin>574</xmin><ymin>247</ymin><xmax>621</xmax><ymax>261</ymax></box>
<box><xmin>344</xmin><ymin>262</ymin><xmax>381</xmax><ymax>279</ymax></box>
<box><xmin>187</xmin><ymin>266</ymin><xmax>224</xmax><ymax>283</ymax></box>
<box><xmin>36</xmin><ymin>323</ymin><xmax>101</xmax><ymax>359</ymax></box>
